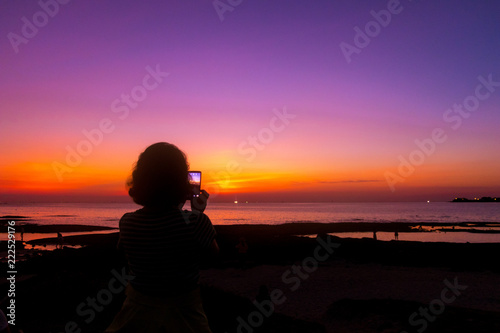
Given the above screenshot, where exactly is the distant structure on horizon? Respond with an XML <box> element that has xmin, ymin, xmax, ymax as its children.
<box><xmin>452</xmin><ymin>197</ymin><xmax>498</xmax><ymax>202</ymax></box>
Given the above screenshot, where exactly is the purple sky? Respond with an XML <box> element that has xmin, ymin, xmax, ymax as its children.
<box><xmin>1</xmin><ymin>0</ymin><xmax>499</xmax><ymax>202</ymax></box>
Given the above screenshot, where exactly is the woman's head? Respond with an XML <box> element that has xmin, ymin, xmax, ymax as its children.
<box><xmin>127</xmin><ymin>142</ymin><xmax>189</xmax><ymax>207</ymax></box>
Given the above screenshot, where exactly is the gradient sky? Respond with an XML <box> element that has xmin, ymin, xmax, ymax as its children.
<box><xmin>1</xmin><ymin>0</ymin><xmax>500</xmax><ymax>202</ymax></box>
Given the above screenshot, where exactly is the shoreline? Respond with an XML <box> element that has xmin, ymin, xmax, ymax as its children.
<box><xmin>1</xmin><ymin>223</ymin><xmax>499</xmax><ymax>332</ymax></box>
<box><xmin>1</xmin><ymin>221</ymin><xmax>499</xmax><ymax>248</ymax></box>
<box><xmin>2</xmin><ymin>220</ymin><xmax>500</xmax><ymax>234</ymax></box>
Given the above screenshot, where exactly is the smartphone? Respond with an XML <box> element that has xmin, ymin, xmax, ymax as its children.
<box><xmin>188</xmin><ymin>171</ymin><xmax>201</xmax><ymax>199</ymax></box>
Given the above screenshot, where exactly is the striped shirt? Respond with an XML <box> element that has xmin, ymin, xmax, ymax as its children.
<box><xmin>118</xmin><ymin>208</ymin><xmax>216</xmax><ymax>297</ymax></box>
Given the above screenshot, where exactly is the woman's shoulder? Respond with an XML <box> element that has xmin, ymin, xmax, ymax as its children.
<box><xmin>120</xmin><ymin>208</ymin><xmax>146</xmax><ymax>220</ymax></box>
<box><xmin>119</xmin><ymin>210</ymin><xmax>142</xmax><ymax>227</ymax></box>
<box><xmin>119</xmin><ymin>208</ymin><xmax>187</xmax><ymax>225</ymax></box>
<box><xmin>122</xmin><ymin>206</ymin><xmax>181</xmax><ymax>216</ymax></box>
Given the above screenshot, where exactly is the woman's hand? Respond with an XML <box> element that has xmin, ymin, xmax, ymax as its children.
<box><xmin>191</xmin><ymin>189</ymin><xmax>209</xmax><ymax>212</ymax></box>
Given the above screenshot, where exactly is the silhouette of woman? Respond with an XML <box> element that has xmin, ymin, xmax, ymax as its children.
<box><xmin>106</xmin><ymin>142</ymin><xmax>218</xmax><ymax>333</ymax></box>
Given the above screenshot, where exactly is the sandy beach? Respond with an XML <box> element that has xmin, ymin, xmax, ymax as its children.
<box><xmin>1</xmin><ymin>222</ymin><xmax>500</xmax><ymax>332</ymax></box>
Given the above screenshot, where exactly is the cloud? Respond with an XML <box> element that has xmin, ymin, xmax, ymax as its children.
<box><xmin>318</xmin><ymin>179</ymin><xmax>383</xmax><ymax>184</ymax></box>
<box><xmin>292</xmin><ymin>179</ymin><xmax>383</xmax><ymax>184</ymax></box>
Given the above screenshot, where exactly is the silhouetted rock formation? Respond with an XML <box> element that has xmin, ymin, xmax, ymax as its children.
<box><xmin>452</xmin><ymin>197</ymin><xmax>498</xmax><ymax>202</ymax></box>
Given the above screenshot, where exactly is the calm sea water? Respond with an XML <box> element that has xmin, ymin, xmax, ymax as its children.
<box><xmin>2</xmin><ymin>202</ymin><xmax>500</xmax><ymax>227</ymax></box>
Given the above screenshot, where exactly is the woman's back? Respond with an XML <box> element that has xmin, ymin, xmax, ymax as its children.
<box><xmin>119</xmin><ymin>208</ymin><xmax>215</xmax><ymax>297</ymax></box>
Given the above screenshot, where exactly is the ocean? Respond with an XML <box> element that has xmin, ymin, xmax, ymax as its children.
<box><xmin>2</xmin><ymin>201</ymin><xmax>500</xmax><ymax>227</ymax></box>
<box><xmin>2</xmin><ymin>202</ymin><xmax>500</xmax><ymax>243</ymax></box>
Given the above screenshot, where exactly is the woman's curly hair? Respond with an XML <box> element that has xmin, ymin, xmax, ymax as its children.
<box><xmin>127</xmin><ymin>142</ymin><xmax>190</xmax><ymax>207</ymax></box>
